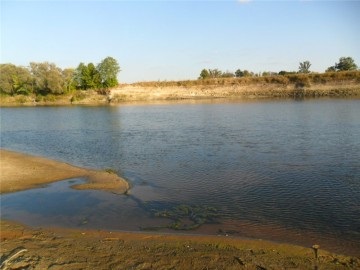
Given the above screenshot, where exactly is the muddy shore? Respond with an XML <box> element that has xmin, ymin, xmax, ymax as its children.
<box><xmin>1</xmin><ymin>150</ymin><xmax>359</xmax><ymax>269</ymax></box>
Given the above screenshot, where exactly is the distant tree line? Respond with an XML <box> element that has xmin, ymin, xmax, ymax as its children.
<box><xmin>0</xmin><ymin>57</ymin><xmax>120</xmax><ymax>96</ymax></box>
<box><xmin>199</xmin><ymin>56</ymin><xmax>358</xmax><ymax>79</ymax></box>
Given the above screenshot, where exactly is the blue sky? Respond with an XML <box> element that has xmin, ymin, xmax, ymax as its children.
<box><xmin>1</xmin><ymin>0</ymin><xmax>359</xmax><ymax>83</ymax></box>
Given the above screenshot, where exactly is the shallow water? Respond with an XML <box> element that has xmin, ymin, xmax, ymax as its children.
<box><xmin>1</xmin><ymin>98</ymin><xmax>360</xmax><ymax>255</ymax></box>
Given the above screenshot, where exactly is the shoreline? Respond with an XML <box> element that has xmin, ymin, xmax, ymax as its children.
<box><xmin>0</xmin><ymin>149</ymin><xmax>129</xmax><ymax>194</ymax></box>
<box><xmin>1</xmin><ymin>219</ymin><xmax>359</xmax><ymax>269</ymax></box>
<box><xmin>1</xmin><ymin>149</ymin><xmax>359</xmax><ymax>268</ymax></box>
<box><xmin>1</xmin><ymin>80</ymin><xmax>359</xmax><ymax>106</ymax></box>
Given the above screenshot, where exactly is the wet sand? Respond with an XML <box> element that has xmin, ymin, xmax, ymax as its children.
<box><xmin>0</xmin><ymin>149</ymin><xmax>359</xmax><ymax>269</ymax></box>
<box><xmin>0</xmin><ymin>149</ymin><xmax>129</xmax><ymax>194</ymax></box>
<box><xmin>1</xmin><ymin>220</ymin><xmax>359</xmax><ymax>269</ymax></box>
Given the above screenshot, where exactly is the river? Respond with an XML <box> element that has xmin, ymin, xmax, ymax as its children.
<box><xmin>1</xmin><ymin>98</ymin><xmax>359</xmax><ymax>256</ymax></box>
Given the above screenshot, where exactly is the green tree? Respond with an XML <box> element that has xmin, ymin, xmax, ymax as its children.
<box><xmin>298</xmin><ymin>61</ymin><xmax>311</xmax><ymax>73</ymax></box>
<box><xmin>199</xmin><ymin>69</ymin><xmax>210</xmax><ymax>79</ymax></box>
<box><xmin>30</xmin><ymin>62</ymin><xmax>65</xmax><ymax>94</ymax></box>
<box><xmin>74</xmin><ymin>63</ymin><xmax>89</xmax><ymax>89</ymax></box>
<box><xmin>221</xmin><ymin>71</ymin><xmax>235</xmax><ymax>78</ymax></box>
<box><xmin>87</xmin><ymin>63</ymin><xmax>101</xmax><ymax>89</ymax></box>
<box><xmin>242</xmin><ymin>70</ymin><xmax>253</xmax><ymax>77</ymax></box>
<box><xmin>335</xmin><ymin>57</ymin><xmax>357</xmax><ymax>71</ymax></box>
<box><xmin>235</xmin><ymin>69</ymin><xmax>244</xmax><ymax>77</ymax></box>
<box><xmin>0</xmin><ymin>64</ymin><xmax>32</xmax><ymax>95</ymax></box>
<box><xmin>208</xmin><ymin>69</ymin><xmax>222</xmax><ymax>78</ymax></box>
<box><xmin>97</xmin><ymin>56</ymin><xmax>120</xmax><ymax>88</ymax></box>
<box><xmin>325</xmin><ymin>66</ymin><xmax>336</xmax><ymax>72</ymax></box>
<box><xmin>62</xmin><ymin>68</ymin><xmax>76</xmax><ymax>93</ymax></box>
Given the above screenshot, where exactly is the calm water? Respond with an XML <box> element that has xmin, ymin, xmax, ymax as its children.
<box><xmin>1</xmin><ymin>99</ymin><xmax>360</xmax><ymax>256</ymax></box>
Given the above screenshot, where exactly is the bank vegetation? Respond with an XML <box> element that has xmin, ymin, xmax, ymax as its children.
<box><xmin>1</xmin><ymin>58</ymin><xmax>359</xmax><ymax>106</ymax></box>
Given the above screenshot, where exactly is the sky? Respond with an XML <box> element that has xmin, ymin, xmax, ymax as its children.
<box><xmin>1</xmin><ymin>0</ymin><xmax>359</xmax><ymax>83</ymax></box>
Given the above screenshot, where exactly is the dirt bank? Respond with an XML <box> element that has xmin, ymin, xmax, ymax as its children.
<box><xmin>0</xmin><ymin>149</ymin><xmax>129</xmax><ymax>194</ymax></box>
<box><xmin>1</xmin><ymin>220</ymin><xmax>359</xmax><ymax>270</ymax></box>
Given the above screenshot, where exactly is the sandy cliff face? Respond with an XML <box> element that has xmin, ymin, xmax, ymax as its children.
<box><xmin>109</xmin><ymin>82</ymin><xmax>360</xmax><ymax>102</ymax></box>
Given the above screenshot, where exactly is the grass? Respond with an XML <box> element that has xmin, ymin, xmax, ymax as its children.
<box><xmin>128</xmin><ymin>70</ymin><xmax>360</xmax><ymax>88</ymax></box>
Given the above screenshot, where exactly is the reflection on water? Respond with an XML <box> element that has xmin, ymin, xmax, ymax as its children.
<box><xmin>1</xmin><ymin>98</ymin><xmax>360</xmax><ymax>256</ymax></box>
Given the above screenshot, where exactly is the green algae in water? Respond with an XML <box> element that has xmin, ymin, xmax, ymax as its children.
<box><xmin>145</xmin><ymin>204</ymin><xmax>219</xmax><ymax>231</ymax></box>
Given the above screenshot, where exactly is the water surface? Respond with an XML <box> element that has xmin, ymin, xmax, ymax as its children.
<box><xmin>1</xmin><ymin>99</ymin><xmax>359</xmax><ymax>255</ymax></box>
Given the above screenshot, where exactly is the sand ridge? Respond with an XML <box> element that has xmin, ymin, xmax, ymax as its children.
<box><xmin>0</xmin><ymin>149</ymin><xmax>129</xmax><ymax>194</ymax></box>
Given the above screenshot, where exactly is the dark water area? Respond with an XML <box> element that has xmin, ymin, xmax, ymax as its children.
<box><xmin>1</xmin><ymin>98</ymin><xmax>360</xmax><ymax>256</ymax></box>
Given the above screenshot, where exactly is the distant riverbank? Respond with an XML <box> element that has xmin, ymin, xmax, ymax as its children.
<box><xmin>1</xmin><ymin>71</ymin><xmax>359</xmax><ymax>106</ymax></box>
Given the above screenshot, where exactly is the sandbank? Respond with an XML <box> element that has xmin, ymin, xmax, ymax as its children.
<box><xmin>0</xmin><ymin>149</ymin><xmax>129</xmax><ymax>194</ymax></box>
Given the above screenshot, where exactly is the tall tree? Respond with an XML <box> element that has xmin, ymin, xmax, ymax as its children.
<box><xmin>335</xmin><ymin>57</ymin><xmax>357</xmax><ymax>71</ymax></box>
<box><xmin>74</xmin><ymin>63</ymin><xmax>89</xmax><ymax>90</ymax></box>
<box><xmin>298</xmin><ymin>61</ymin><xmax>311</xmax><ymax>73</ymax></box>
<box><xmin>97</xmin><ymin>57</ymin><xmax>120</xmax><ymax>88</ymax></box>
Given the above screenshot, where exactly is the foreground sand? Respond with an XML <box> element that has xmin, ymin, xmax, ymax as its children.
<box><xmin>1</xmin><ymin>220</ymin><xmax>359</xmax><ymax>269</ymax></box>
<box><xmin>0</xmin><ymin>149</ymin><xmax>359</xmax><ymax>269</ymax></box>
<box><xmin>0</xmin><ymin>149</ymin><xmax>129</xmax><ymax>194</ymax></box>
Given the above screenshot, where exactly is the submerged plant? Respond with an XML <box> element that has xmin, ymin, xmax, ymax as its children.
<box><xmin>152</xmin><ymin>204</ymin><xmax>218</xmax><ymax>231</ymax></box>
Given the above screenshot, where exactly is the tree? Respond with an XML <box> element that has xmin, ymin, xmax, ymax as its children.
<box><xmin>199</xmin><ymin>69</ymin><xmax>210</xmax><ymax>79</ymax></box>
<box><xmin>325</xmin><ymin>66</ymin><xmax>336</xmax><ymax>73</ymax></box>
<box><xmin>335</xmin><ymin>57</ymin><xmax>357</xmax><ymax>71</ymax></box>
<box><xmin>30</xmin><ymin>62</ymin><xmax>64</xmax><ymax>94</ymax></box>
<box><xmin>0</xmin><ymin>64</ymin><xmax>32</xmax><ymax>95</ymax></box>
<box><xmin>74</xmin><ymin>63</ymin><xmax>88</xmax><ymax>89</ymax></box>
<box><xmin>242</xmin><ymin>70</ymin><xmax>253</xmax><ymax>77</ymax></box>
<box><xmin>62</xmin><ymin>68</ymin><xmax>76</xmax><ymax>93</ymax></box>
<box><xmin>298</xmin><ymin>61</ymin><xmax>311</xmax><ymax>73</ymax></box>
<box><xmin>207</xmin><ymin>69</ymin><xmax>222</xmax><ymax>78</ymax></box>
<box><xmin>97</xmin><ymin>57</ymin><xmax>120</xmax><ymax>88</ymax></box>
<box><xmin>221</xmin><ymin>71</ymin><xmax>235</xmax><ymax>78</ymax></box>
<box><xmin>235</xmin><ymin>69</ymin><xmax>244</xmax><ymax>77</ymax></box>
<box><xmin>87</xmin><ymin>63</ymin><xmax>101</xmax><ymax>89</ymax></box>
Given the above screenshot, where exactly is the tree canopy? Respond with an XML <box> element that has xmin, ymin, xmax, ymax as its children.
<box><xmin>0</xmin><ymin>57</ymin><xmax>121</xmax><ymax>95</ymax></box>
<box><xmin>326</xmin><ymin>57</ymin><xmax>358</xmax><ymax>72</ymax></box>
<box><xmin>298</xmin><ymin>61</ymin><xmax>311</xmax><ymax>73</ymax></box>
<box><xmin>97</xmin><ymin>56</ymin><xmax>120</xmax><ymax>88</ymax></box>
<box><xmin>0</xmin><ymin>64</ymin><xmax>32</xmax><ymax>95</ymax></box>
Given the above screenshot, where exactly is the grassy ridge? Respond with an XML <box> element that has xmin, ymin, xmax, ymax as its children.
<box><xmin>130</xmin><ymin>70</ymin><xmax>360</xmax><ymax>88</ymax></box>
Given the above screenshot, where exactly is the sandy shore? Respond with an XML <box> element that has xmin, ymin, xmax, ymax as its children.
<box><xmin>0</xmin><ymin>149</ymin><xmax>359</xmax><ymax>269</ymax></box>
<box><xmin>0</xmin><ymin>149</ymin><xmax>129</xmax><ymax>194</ymax></box>
<box><xmin>1</xmin><ymin>220</ymin><xmax>359</xmax><ymax>269</ymax></box>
